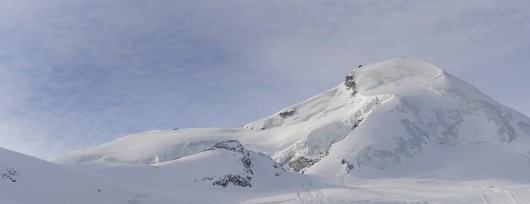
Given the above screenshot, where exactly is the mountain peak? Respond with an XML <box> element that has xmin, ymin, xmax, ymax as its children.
<box><xmin>52</xmin><ymin>58</ymin><xmax>530</xmax><ymax>182</ymax></box>
<box><xmin>6</xmin><ymin>57</ymin><xmax>530</xmax><ymax>203</ymax></box>
<box><xmin>350</xmin><ymin>57</ymin><xmax>446</xmax><ymax>96</ymax></box>
<box><xmin>354</xmin><ymin>57</ymin><xmax>443</xmax><ymax>74</ymax></box>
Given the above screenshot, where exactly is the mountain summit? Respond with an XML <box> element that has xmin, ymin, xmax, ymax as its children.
<box><xmin>52</xmin><ymin>57</ymin><xmax>530</xmax><ymax>182</ymax></box>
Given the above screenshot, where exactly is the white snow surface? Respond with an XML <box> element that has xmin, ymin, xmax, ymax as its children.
<box><xmin>3</xmin><ymin>57</ymin><xmax>530</xmax><ymax>203</ymax></box>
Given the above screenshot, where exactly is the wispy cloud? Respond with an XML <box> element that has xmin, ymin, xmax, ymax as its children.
<box><xmin>0</xmin><ymin>0</ymin><xmax>529</xmax><ymax>158</ymax></box>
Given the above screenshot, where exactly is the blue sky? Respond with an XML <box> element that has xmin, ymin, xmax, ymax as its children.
<box><xmin>1</xmin><ymin>0</ymin><xmax>529</xmax><ymax>159</ymax></box>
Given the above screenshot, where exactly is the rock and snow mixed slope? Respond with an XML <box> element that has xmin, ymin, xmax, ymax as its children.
<box><xmin>86</xmin><ymin>140</ymin><xmax>294</xmax><ymax>189</ymax></box>
<box><xmin>4</xmin><ymin>57</ymin><xmax>530</xmax><ymax>203</ymax></box>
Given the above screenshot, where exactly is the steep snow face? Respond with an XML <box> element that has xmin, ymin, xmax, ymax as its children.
<box><xmin>303</xmin><ymin>58</ymin><xmax>530</xmax><ymax>178</ymax></box>
<box><xmin>52</xmin><ymin>57</ymin><xmax>530</xmax><ymax>180</ymax></box>
<box><xmin>245</xmin><ymin>57</ymin><xmax>530</xmax><ymax>174</ymax></box>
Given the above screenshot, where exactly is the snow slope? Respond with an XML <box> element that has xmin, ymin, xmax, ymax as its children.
<box><xmin>77</xmin><ymin>140</ymin><xmax>301</xmax><ymax>190</ymax></box>
<box><xmin>7</xmin><ymin>57</ymin><xmax>530</xmax><ymax>203</ymax></box>
<box><xmin>0</xmin><ymin>140</ymin><xmax>308</xmax><ymax>204</ymax></box>
<box><xmin>0</xmin><ymin>147</ymin><xmax>123</xmax><ymax>204</ymax></box>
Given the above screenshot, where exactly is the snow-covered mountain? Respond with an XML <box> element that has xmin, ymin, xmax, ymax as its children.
<box><xmin>4</xmin><ymin>57</ymin><xmax>530</xmax><ymax>203</ymax></box>
<box><xmin>53</xmin><ymin>57</ymin><xmax>530</xmax><ymax>179</ymax></box>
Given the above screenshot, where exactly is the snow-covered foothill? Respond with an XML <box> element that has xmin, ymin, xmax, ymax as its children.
<box><xmin>85</xmin><ymin>140</ymin><xmax>298</xmax><ymax>190</ymax></box>
<box><xmin>0</xmin><ymin>147</ymin><xmax>127</xmax><ymax>204</ymax></box>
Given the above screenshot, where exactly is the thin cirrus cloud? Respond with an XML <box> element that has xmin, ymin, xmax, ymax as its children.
<box><xmin>0</xmin><ymin>0</ymin><xmax>529</xmax><ymax>159</ymax></box>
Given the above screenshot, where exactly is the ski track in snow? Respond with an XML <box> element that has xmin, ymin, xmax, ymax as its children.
<box><xmin>478</xmin><ymin>186</ymin><xmax>519</xmax><ymax>204</ymax></box>
<box><xmin>296</xmin><ymin>183</ymin><xmax>329</xmax><ymax>204</ymax></box>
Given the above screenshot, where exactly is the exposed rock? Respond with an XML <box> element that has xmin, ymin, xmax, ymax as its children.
<box><xmin>212</xmin><ymin>175</ymin><xmax>252</xmax><ymax>187</ymax></box>
<box><xmin>1</xmin><ymin>168</ymin><xmax>19</xmax><ymax>183</ymax></box>
<box><xmin>288</xmin><ymin>156</ymin><xmax>313</xmax><ymax>172</ymax></box>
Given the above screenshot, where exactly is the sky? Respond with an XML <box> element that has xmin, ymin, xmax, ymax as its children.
<box><xmin>0</xmin><ymin>0</ymin><xmax>529</xmax><ymax>159</ymax></box>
